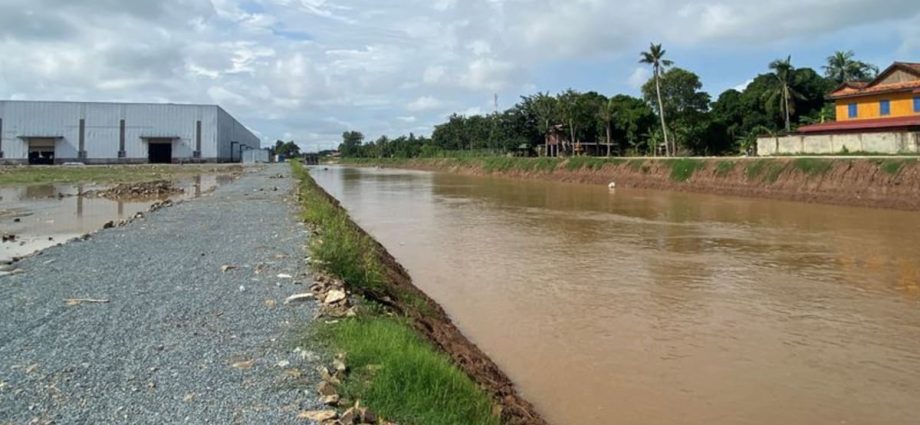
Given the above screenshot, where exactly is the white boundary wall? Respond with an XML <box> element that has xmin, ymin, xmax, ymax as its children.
<box><xmin>757</xmin><ymin>132</ymin><xmax>920</xmax><ymax>156</ymax></box>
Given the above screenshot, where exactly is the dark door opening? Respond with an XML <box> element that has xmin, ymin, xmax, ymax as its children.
<box><xmin>28</xmin><ymin>139</ymin><xmax>56</xmax><ymax>165</ymax></box>
<box><xmin>148</xmin><ymin>143</ymin><xmax>172</xmax><ymax>164</ymax></box>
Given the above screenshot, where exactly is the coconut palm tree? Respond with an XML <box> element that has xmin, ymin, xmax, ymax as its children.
<box><xmin>768</xmin><ymin>56</ymin><xmax>803</xmax><ymax>132</ymax></box>
<box><xmin>598</xmin><ymin>98</ymin><xmax>616</xmax><ymax>156</ymax></box>
<box><xmin>640</xmin><ymin>43</ymin><xmax>673</xmax><ymax>156</ymax></box>
<box><xmin>824</xmin><ymin>50</ymin><xmax>879</xmax><ymax>84</ymax></box>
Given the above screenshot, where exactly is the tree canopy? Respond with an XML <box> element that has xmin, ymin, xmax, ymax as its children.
<box><xmin>336</xmin><ymin>48</ymin><xmax>873</xmax><ymax>158</ymax></box>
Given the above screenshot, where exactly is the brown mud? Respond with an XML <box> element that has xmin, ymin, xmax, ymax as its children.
<box><xmin>306</xmin><ymin>179</ymin><xmax>548</xmax><ymax>425</ymax></box>
<box><xmin>354</xmin><ymin>157</ymin><xmax>920</xmax><ymax>211</ymax></box>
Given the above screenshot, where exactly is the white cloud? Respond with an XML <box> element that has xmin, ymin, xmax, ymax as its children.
<box><xmin>627</xmin><ymin>67</ymin><xmax>651</xmax><ymax>89</ymax></box>
<box><xmin>407</xmin><ymin>96</ymin><xmax>442</xmax><ymax>112</ymax></box>
<box><xmin>733</xmin><ymin>79</ymin><xmax>755</xmax><ymax>92</ymax></box>
<box><xmin>0</xmin><ymin>0</ymin><xmax>918</xmax><ymax>153</ymax></box>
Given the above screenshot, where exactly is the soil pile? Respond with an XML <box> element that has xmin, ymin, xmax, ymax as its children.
<box><xmin>95</xmin><ymin>180</ymin><xmax>184</xmax><ymax>200</ymax></box>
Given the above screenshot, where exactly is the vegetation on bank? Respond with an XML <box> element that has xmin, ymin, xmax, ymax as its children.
<box><xmin>334</xmin><ymin>49</ymin><xmax>880</xmax><ymax>159</ymax></box>
<box><xmin>0</xmin><ymin>164</ymin><xmax>242</xmax><ymax>185</ymax></box>
<box><xmin>291</xmin><ymin>161</ymin><xmax>498</xmax><ymax>425</ymax></box>
<box><xmin>340</xmin><ymin>155</ymin><xmax>918</xmax><ymax>184</ymax></box>
<box><xmin>313</xmin><ymin>319</ymin><xmax>498</xmax><ymax>425</ymax></box>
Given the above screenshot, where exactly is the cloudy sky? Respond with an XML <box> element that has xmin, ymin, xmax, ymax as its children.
<box><xmin>1</xmin><ymin>0</ymin><xmax>919</xmax><ymax>152</ymax></box>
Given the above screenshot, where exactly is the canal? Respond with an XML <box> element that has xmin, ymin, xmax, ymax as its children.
<box><xmin>311</xmin><ymin>166</ymin><xmax>920</xmax><ymax>425</ymax></box>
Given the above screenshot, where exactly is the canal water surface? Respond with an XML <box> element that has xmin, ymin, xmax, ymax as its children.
<box><xmin>312</xmin><ymin>166</ymin><xmax>920</xmax><ymax>425</ymax></box>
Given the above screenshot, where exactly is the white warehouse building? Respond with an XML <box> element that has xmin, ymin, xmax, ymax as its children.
<box><xmin>0</xmin><ymin>100</ymin><xmax>260</xmax><ymax>164</ymax></box>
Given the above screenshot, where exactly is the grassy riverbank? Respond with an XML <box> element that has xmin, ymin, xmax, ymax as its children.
<box><xmin>340</xmin><ymin>156</ymin><xmax>919</xmax><ymax>182</ymax></box>
<box><xmin>0</xmin><ymin>164</ymin><xmax>243</xmax><ymax>185</ymax></box>
<box><xmin>292</xmin><ymin>161</ymin><xmax>509</xmax><ymax>425</ymax></box>
<box><xmin>338</xmin><ymin>156</ymin><xmax>920</xmax><ymax>211</ymax></box>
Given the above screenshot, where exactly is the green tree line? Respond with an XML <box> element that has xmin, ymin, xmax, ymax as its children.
<box><xmin>339</xmin><ymin>48</ymin><xmax>877</xmax><ymax>158</ymax></box>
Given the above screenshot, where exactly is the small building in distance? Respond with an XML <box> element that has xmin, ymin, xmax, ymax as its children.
<box><xmin>0</xmin><ymin>100</ymin><xmax>260</xmax><ymax>164</ymax></box>
<box><xmin>758</xmin><ymin>62</ymin><xmax>920</xmax><ymax>155</ymax></box>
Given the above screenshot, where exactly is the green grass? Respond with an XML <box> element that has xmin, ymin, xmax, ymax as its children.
<box><xmin>791</xmin><ymin>158</ymin><xmax>834</xmax><ymax>176</ymax></box>
<box><xmin>714</xmin><ymin>160</ymin><xmax>736</xmax><ymax>177</ymax></box>
<box><xmin>876</xmin><ymin>158</ymin><xmax>917</xmax><ymax>176</ymax></box>
<box><xmin>744</xmin><ymin>159</ymin><xmax>787</xmax><ymax>183</ymax></box>
<box><xmin>0</xmin><ymin>164</ymin><xmax>241</xmax><ymax>186</ymax></box>
<box><xmin>292</xmin><ymin>161</ymin><xmax>391</xmax><ymax>295</ymax></box>
<box><xmin>564</xmin><ymin>157</ymin><xmax>609</xmax><ymax>171</ymax></box>
<box><xmin>314</xmin><ymin>318</ymin><xmax>499</xmax><ymax>425</ymax></box>
<box><xmin>481</xmin><ymin>157</ymin><xmax>516</xmax><ymax>173</ymax></box>
<box><xmin>665</xmin><ymin>158</ymin><xmax>704</xmax><ymax>182</ymax></box>
<box><xmin>626</xmin><ymin>159</ymin><xmax>646</xmax><ymax>172</ymax></box>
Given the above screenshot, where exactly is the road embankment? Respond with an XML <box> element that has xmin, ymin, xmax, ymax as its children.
<box><xmin>291</xmin><ymin>161</ymin><xmax>547</xmax><ymax>425</ymax></box>
<box><xmin>341</xmin><ymin>157</ymin><xmax>920</xmax><ymax>211</ymax></box>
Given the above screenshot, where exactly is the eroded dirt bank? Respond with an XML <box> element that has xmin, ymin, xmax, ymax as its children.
<box><xmin>345</xmin><ymin>157</ymin><xmax>920</xmax><ymax>211</ymax></box>
<box><xmin>304</xmin><ymin>178</ymin><xmax>548</xmax><ymax>425</ymax></box>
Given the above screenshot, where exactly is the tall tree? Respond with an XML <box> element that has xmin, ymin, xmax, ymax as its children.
<box><xmin>640</xmin><ymin>43</ymin><xmax>674</xmax><ymax>156</ymax></box>
<box><xmin>768</xmin><ymin>56</ymin><xmax>802</xmax><ymax>132</ymax></box>
<box><xmin>339</xmin><ymin>131</ymin><xmax>364</xmax><ymax>157</ymax></box>
<box><xmin>824</xmin><ymin>50</ymin><xmax>879</xmax><ymax>84</ymax></box>
<box><xmin>598</xmin><ymin>98</ymin><xmax>616</xmax><ymax>156</ymax></box>
<box><xmin>641</xmin><ymin>67</ymin><xmax>710</xmax><ymax>155</ymax></box>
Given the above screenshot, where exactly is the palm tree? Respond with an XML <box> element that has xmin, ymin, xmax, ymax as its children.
<box><xmin>640</xmin><ymin>43</ymin><xmax>673</xmax><ymax>156</ymax></box>
<box><xmin>824</xmin><ymin>50</ymin><xmax>879</xmax><ymax>84</ymax></box>
<box><xmin>768</xmin><ymin>56</ymin><xmax>803</xmax><ymax>132</ymax></box>
<box><xmin>598</xmin><ymin>98</ymin><xmax>616</xmax><ymax>156</ymax></box>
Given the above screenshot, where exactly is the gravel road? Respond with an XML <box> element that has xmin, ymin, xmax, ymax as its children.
<box><xmin>0</xmin><ymin>164</ymin><xmax>323</xmax><ymax>424</ymax></box>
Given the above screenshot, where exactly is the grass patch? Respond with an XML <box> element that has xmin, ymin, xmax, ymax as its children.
<box><xmin>714</xmin><ymin>160</ymin><xmax>736</xmax><ymax>177</ymax></box>
<box><xmin>564</xmin><ymin>157</ymin><xmax>608</xmax><ymax>171</ymax></box>
<box><xmin>745</xmin><ymin>159</ymin><xmax>787</xmax><ymax>183</ymax></box>
<box><xmin>665</xmin><ymin>158</ymin><xmax>704</xmax><ymax>182</ymax></box>
<box><xmin>791</xmin><ymin>158</ymin><xmax>834</xmax><ymax>176</ymax></box>
<box><xmin>481</xmin><ymin>157</ymin><xmax>516</xmax><ymax>173</ymax></box>
<box><xmin>0</xmin><ymin>164</ymin><xmax>241</xmax><ymax>186</ymax></box>
<box><xmin>293</xmin><ymin>161</ymin><xmax>403</xmax><ymax>299</ymax></box>
<box><xmin>626</xmin><ymin>159</ymin><xmax>646</xmax><ymax>172</ymax></box>
<box><xmin>314</xmin><ymin>318</ymin><xmax>499</xmax><ymax>425</ymax></box>
<box><xmin>877</xmin><ymin>158</ymin><xmax>917</xmax><ymax>176</ymax></box>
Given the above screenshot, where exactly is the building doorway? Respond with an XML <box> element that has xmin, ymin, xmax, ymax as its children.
<box><xmin>148</xmin><ymin>141</ymin><xmax>173</xmax><ymax>164</ymax></box>
<box><xmin>28</xmin><ymin>138</ymin><xmax>56</xmax><ymax>165</ymax></box>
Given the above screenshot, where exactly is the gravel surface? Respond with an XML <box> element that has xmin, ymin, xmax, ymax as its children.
<box><xmin>0</xmin><ymin>164</ymin><xmax>323</xmax><ymax>424</ymax></box>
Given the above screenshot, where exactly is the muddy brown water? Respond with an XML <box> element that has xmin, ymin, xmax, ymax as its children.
<box><xmin>312</xmin><ymin>166</ymin><xmax>920</xmax><ymax>425</ymax></box>
<box><xmin>0</xmin><ymin>175</ymin><xmax>233</xmax><ymax>263</ymax></box>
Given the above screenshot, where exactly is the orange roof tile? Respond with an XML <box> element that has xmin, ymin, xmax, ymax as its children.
<box><xmin>828</xmin><ymin>62</ymin><xmax>920</xmax><ymax>99</ymax></box>
<box><xmin>829</xmin><ymin>80</ymin><xmax>920</xmax><ymax>99</ymax></box>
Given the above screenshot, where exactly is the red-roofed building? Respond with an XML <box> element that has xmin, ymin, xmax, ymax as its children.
<box><xmin>758</xmin><ymin>62</ymin><xmax>920</xmax><ymax>155</ymax></box>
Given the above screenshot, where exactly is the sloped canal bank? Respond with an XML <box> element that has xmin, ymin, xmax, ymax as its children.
<box><xmin>312</xmin><ymin>165</ymin><xmax>920</xmax><ymax>425</ymax></box>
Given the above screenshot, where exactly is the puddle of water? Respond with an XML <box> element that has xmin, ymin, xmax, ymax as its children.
<box><xmin>0</xmin><ymin>175</ymin><xmax>234</xmax><ymax>263</ymax></box>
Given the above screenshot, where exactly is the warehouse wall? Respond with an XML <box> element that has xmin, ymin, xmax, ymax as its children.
<box><xmin>0</xmin><ymin>101</ymin><xmax>257</xmax><ymax>164</ymax></box>
<box><xmin>217</xmin><ymin>107</ymin><xmax>261</xmax><ymax>161</ymax></box>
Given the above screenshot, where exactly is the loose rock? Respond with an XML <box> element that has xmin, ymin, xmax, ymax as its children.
<box><xmin>284</xmin><ymin>293</ymin><xmax>314</xmax><ymax>304</ymax></box>
<box><xmin>323</xmin><ymin>290</ymin><xmax>347</xmax><ymax>305</ymax></box>
<box><xmin>297</xmin><ymin>410</ymin><xmax>337</xmax><ymax>422</ymax></box>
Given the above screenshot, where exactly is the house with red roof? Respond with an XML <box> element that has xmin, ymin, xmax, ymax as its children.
<box><xmin>758</xmin><ymin>62</ymin><xmax>920</xmax><ymax>155</ymax></box>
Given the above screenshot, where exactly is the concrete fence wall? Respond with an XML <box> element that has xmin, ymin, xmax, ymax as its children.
<box><xmin>757</xmin><ymin>131</ymin><xmax>920</xmax><ymax>156</ymax></box>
